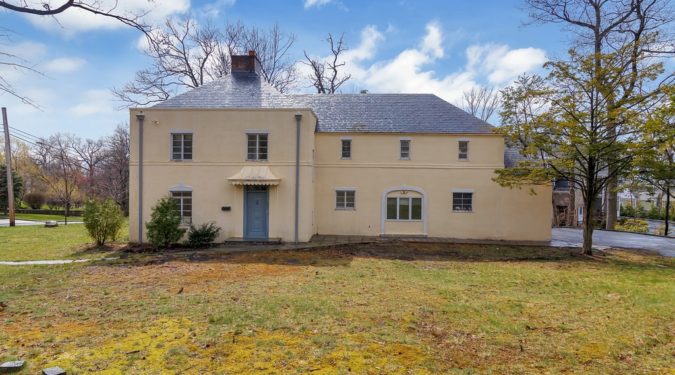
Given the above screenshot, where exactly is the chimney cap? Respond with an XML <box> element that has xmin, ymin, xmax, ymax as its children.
<box><xmin>248</xmin><ymin>50</ymin><xmax>256</xmax><ymax>57</ymax></box>
<box><xmin>360</xmin><ymin>89</ymin><xmax>368</xmax><ymax>94</ymax></box>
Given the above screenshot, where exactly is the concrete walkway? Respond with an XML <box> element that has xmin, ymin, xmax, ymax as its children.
<box><xmin>552</xmin><ymin>228</ymin><xmax>675</xmax><ymax>257</ymax></box>
<box><xmin>0</xmin><ymin>259</ymin><xmax>92</xmax><ymax>266</ymax></box>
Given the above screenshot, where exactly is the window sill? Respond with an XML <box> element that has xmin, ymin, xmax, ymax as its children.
<box><xmin>335</xmin><ymin>208</ymin><xmax>356</xmax><ymax>211</ymax></box>
<box><xmin>385</xmin><ymin>219</ymin><xmax>423</xmax><ymax>222</ymax></box>
<box><xmin>170</xmin><ymin>159</ymin><xmax>193</xmax><ymax>162</ymax></box>
<box><xmin>340</xmin><ymin>157</ymin><xmax>352</xmax><ymax>160</ymax></box>
<box><xmin>452</xmin><ymin>210</ymin><xmax>473</xmax><ymax>213</ymax></box>
<box><xmin>399</xmin><ymin>157</ymin><xmax>411</xmax><ymax>161</ymax></box>
<box><xmin>457</xmin><ymin>158</ymin><xmax>469</xmax><ymax>162</ymax></box>
<box><xmin>245</xmin><ymin>159</ymin><xmax>269</xmax><ymax>162</ymax></box>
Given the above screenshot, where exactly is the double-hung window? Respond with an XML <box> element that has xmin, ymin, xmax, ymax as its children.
<box><xmin>400</xmin><ymin>139</ymin><xmax>411</xmax><ymax>159</ymax></box>
<box><xmin>387</xmin><ymin>196</ymin><xmax>422</xmax><ymax>220</ymax></box>
<box><xmin>247</xmin><ymin>133</ymin><xmax>268</xmax><ymax>161</ymax></box>
<box><xmin>452</xmin><ymin>192</ymin><xmax>473</xmax><ymax>212</ymax></box>
<box><xmin>458</xmin><ymin>140</ymin><xmax>469</xmax><ymax>160</ymax></box>
<box><xmin>171</xmin><ymin>133</ymin><xmax>192</xmax><ymax>161</ymax></box>
<box><xmin>341</xmin><ymin>139</ymin><xmax>351</xmax><ymax>159</ymax></box>
<box><xmin>335</xmin><ymin>190</ymin><xmax>355</xmax><ymax>210</ymax></box>
<box><xmin>171</xmin><ymin>191</ymin><xmax>192</xmax><ymax>224</ymax></box>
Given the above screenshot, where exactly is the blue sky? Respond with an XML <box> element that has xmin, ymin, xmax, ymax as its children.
<box><xmin>1</xmin><ymin>0</ymin><xmax>567</xmax><ymax>140</ymax></box>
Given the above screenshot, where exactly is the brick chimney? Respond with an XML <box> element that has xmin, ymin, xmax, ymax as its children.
<box><xmin>231</xmin><ymin>50</ymin><xmax>261</xmax><ymax>75</ymax></box>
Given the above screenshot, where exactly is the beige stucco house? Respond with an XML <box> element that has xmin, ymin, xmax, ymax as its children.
<box><xmin>129</xmin><ymin>52</ymin><xmax>551</xmax><ymax>243</ymax></box>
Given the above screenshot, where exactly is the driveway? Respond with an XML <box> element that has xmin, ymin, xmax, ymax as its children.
<box><xmin>552</xmin><ymin>228</ymin><xmax>675</xmax><ymax>257</ymax></box>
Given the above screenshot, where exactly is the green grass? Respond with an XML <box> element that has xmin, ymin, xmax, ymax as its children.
<box><xmin>0</xmin><ymin>242</ymin><xmax>672</xmax><ymax>374</ymax></box>
<box><xmin>0</xmin><ymin>221</ymin><xmax>128</xmax><ymax>261</ymax></box>
<box><xmin>1</xmin><ymin>213</ymin><xmax>81</xmax><ymax>222</ymax></box>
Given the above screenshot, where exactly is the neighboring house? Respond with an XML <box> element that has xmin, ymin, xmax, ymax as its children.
<box><xmin>128</xmin><ymin>52</ymin><xmax>552</xmax><ymax>243</ymax></box>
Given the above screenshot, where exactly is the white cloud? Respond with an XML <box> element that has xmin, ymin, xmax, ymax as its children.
<box><xmin>201</xmin><ymin>0</ymin><xmax>236</xmax><ymax>17</ymax></box>
<box><xmin>335</xmin><ymin>22</ymin><xmax>547</xmax><ymax>104</ymax></box>
<box><xmin>304</xmin><ymin>0</ymin><xmax>332</xmax><ymax>9</ymax></box>
<box><xmin>70</xmin><ymin>89</ymin><xmax>115</xmax><ymax>116</ymax></box>
<box><xmin>43</xmin><ymin>57</ymin><xmax>87</xmax><ymax>73</ymax></box>
<box><xmin>25</xmin><ymin>0</ymin><xmax>190</xmax><ymax>34</ymax></box>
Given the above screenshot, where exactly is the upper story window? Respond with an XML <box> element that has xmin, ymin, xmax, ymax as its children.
<box><xmin>400</xmin><ymin>139</ymin><xmax>411</xmax><ymax>159</ymax></box>
<box><xmin>171</xmin><ymin>133</ymin><xmax>192</xmax><ymax>161</ymax></box>
<box><xmin>341</xmin><ymin>139</ymin><xmax>352</xmax><ymax>159</ymax></box>
<box><xmin>452</xmin><ymin>192</ymin><xmax>473</xmax><ymax>212</ymax></box>
<box><xmin>335</xmin><ymin>190</ymin><xmax>355</xmax><ymax>210</ymax></box>
<box><xmin>171</xmin><ymin>190</ymin><xmax>192</xmax><ymax>224</ymax></box>
<box><xmin>387</xmin><ymin>196</ymin><xmax>422</xmax><ymax>220</ymax></box>
<box><xmin>247</xmin><ymin>133</ymin><xmax>268</xmax><ymax>161</ymax></box>
<box><xmin>458</xmin><ymin>140</ymin><xmax>469</xmax><ymax>160</ymax></box>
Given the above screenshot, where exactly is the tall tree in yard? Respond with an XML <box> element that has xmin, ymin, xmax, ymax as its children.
<box><xmin>303</xmin><ymin>33</ymin><xmax>352</xmax><ymax>94</ymax></box>
<box><xmin>495</xmin><ymin>47</ymin><xmax>670</xmax><ymax>255</ymax></box>
<box><xmin>33</xmin><ymin>134</ymin><xmax>83</xmax><ymax>224</ymax></box>
<box><xmin>635</xmin><ymin>87</ymin><xmax>674</xmax><ymax>235</ymax></box>
<box><xmin>526</xmin><ymin>0</ymin><xmax>674</xmax><ymax>230</ymax></box>
<box><xmin>99</xmin><ymin>124</ymin><xmax>130</xmax><ymax>215</ymax></box>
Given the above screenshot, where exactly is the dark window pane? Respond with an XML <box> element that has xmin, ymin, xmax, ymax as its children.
<box><xmin>345</xmin><ymin>191</ymin><xmax>355</xmax><ymax>208</ymax></box>
<box><xmin>342</xmin><ymin>140</ymin><xmax>351</xmax><ymax>158</ymax></box>
<box><xmin>336</xmin><ymin>191</ymin><xmax>345</xmax><ymax>208</ymax></box>
<box><xmin>411</xmin><ymin>198</ymin><xmax>422</xmax><ymax>220</ymax></box>
<box><xmin>387</xmin><ymin>197</ymin><xmax>397</xmax><ymax>219</ymax></box>
<box><xmin>400</xmin><ymin>140</ymin><xmax>410</xmax><ymax>158</ymax></box>
<box><xmin>399</xmin><ymin>197</ymin><xmax>410</xmax><ymax>220</ymax></box>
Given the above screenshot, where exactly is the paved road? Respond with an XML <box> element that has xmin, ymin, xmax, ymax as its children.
<box><xmin>552</xmin><ymin>228</ymin><xmax>675</xmax><ymax>257</ymax></box>
<box><xmin>0</xmin><ymin>219</ymin><xmax>83</xmax><ymax>227</ymax></box>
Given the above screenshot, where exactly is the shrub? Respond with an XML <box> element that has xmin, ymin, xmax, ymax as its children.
<box><xmin>187</xmin><ymin>222</ymin><xmax>222</xmax><ymax>248</ymax></box>
<box><xmin>146</xmin><ymin>197</ymin><xmax>185</xmax><ymax>248</ymax></box>
<box><xmin>615</xmin><ymin>218</ymin><xmax>649</xmax><ymax>234</ymax></box>
<box><xmin>23</xmin><ymin>192</ymin><xmax>46</xmax><ymax>209</ymax></box>
<box><xmin>83</xmin><ymin>198</ymin><xmax>125</xmax><ymax>246</ymax></box>
<box><xmin>646</xmin><ymin>205</ymin><xmax>661</xmax><ymax>220</ymax></box>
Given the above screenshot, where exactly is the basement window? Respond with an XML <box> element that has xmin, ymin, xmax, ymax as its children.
<box><xmin>452</xmin><ymin>192</ymin><xmax>473</xmax><ymax>212</ymax></box>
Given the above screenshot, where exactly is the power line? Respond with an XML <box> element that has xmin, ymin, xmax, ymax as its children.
<box><xmin>9</xmin><ymin>126</ymin><xmax>44</xmax><ymax>142</ymax></box>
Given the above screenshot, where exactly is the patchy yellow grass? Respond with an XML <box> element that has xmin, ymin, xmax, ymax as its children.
<box><xmin>0</xmin><ymin>243</ymin><xmax>673</xmax><ymax>373</ymax></box>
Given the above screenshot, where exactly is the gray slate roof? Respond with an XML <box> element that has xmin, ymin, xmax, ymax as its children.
<box><xmin>152</xmin><ymin>73</ymin><xmax>495</xmax><ymax>134</ymax></box>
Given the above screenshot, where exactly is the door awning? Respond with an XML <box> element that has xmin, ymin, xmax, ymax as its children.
<box><xmin>228</xmin><ymin>166</ymin><xmax>281</xmax><ymax>186</ymax></box>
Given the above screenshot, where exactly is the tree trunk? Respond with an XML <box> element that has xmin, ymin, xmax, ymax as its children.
<box><xmin>606</xmin><ymin>179</ymin><xmax>617</xmax><ymax>230</ymax></box>
<box><xmin>582</xmin><ymin>197</ymin><xmax>595</xmax><ymax>255</ymax></box>
<box><xmin>665</xmin><ymin>184</ymin><xmax>670</xmax><ymax>237</ymax></box>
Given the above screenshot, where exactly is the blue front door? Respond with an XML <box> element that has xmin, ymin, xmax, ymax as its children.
<box><xmin>244</xmin><ymin>186</ymin><xmax>268</xmax><ymax>239</ymax></box>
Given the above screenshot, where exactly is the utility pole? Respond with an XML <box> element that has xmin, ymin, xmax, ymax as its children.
<box><xmin>2</xmin><ymin>107</ymin><xmax>15</xmax><ymax>227</ymax></box>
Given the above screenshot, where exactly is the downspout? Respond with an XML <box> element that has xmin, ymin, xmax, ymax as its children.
<box><xmin>136</xmin><ymin>112</ymin><xmax>145</xmax><ymax>243</ymax></box>
<box><xmin>294</xmin><ymin>112</ymin><xmax>302</xmax><ymax>244</ymax></box>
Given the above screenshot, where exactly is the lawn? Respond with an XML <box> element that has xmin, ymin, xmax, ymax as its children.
<box><xmin>0</xmin><ymin>237</ymin><xmax>673</xmax><ymax>374</ymax></box>
<box><xmin>0</xmin><ymin>221</ymin><xmax>127</xmax><ymax>261</ymax></box>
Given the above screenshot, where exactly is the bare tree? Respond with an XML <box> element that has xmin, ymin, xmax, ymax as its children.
<box><xmin>0</xmin><ymin>1</ymin><xmax>149</xmax><ymax>31</ymax></box>
<box><xmin>33</xmin><ymin>134</ymin><xmax>83</xmax><ymax>224</ymax></box>
<box><xmin>1</xmin><ymin>1</ymin><xmax>149</xmax><ymax>106</ymax></box>
<box><xmin>113</xmin><ymin>19</ymin><xmax>297</xmax><ymax>107</ymax></box>
<box><xmin>304</xmin><ymin>33</ymin><xmax>351</xmax><ymax>94</ymax></box>
<box><xmin>461</xmin><ymin>86</ymin><xmax>500</xmax><ymax>122</ymax></box>
<box><xmin>526</xmin><ymin>0</ymin><xmax>675</xmax><ymax>230</ymax></box>
<box><xmin>70</xmin><ymin>136</ymin><xmax>107</xmax><ymax>198</ymax></box>
<box><xmin>99</xmin><ymin>124</ymin><xmax>130</xmax><ymax>214</ymax></box>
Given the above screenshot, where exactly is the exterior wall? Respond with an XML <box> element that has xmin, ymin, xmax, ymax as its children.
<box><xmin>129</xmin><ymin>108</ymin><xmax>316</xmax><ymax>243</ymax></box>
<box><xmin>129</xmin><ymin>110</ymin><xmax>552</xmax><ymax>243</ymax></box>
<box><xmin>313</xmin><ymin>133</ymin><xmax>552</xmax><ymax>241</ymax></box>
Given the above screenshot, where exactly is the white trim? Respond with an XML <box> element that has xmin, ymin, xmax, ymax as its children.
<box><xmin>452</xmin><ymin>189</ymin><xmax>475</xmax><ymax>193</ymax></box>
<box><xmin>334</xmin><ymin>187</ymin><xmax>357</xmax><ymax>191</ymax></box>
<box><xmin>457</xmin><ymin>138</ymin><xmax>470</xmax><ymax>142</ymax></box>
<box><xmin>245</xmin><ymin>129</ymin><xmax>270</xmax><ymax>134</ymax></box>
<box><xmin>340</xmin><ymin>136</ymin><xmax>352</xmax><ymax>140</ymax></box>
<box><xmin>170</xmin><ymin>129</ymin><xmax>193</xmax><ymax>134</ymax></box>
<box><xmin>399</xmin><ymin>137</ymin><xmax>412</xmax><ymax>141</ymax></box>
<box><xmin>380</xmin><ymin>186</ymin><xmax>427</xmax><ymax>235</ymax></box>
<box><xmin>169</xmin><ymin>183</ymin><xmax>193</xmax><ymax>192</ymax></box>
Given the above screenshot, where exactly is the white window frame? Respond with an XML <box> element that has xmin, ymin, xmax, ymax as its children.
<box><xmin>341</xmin><ymin>138</ymin><xmax>352</xmax><ymax>159</ymax></box>
<box><xmin>170</xmin><ymin>131</ymin><xmax>193</xmax><ymax>161</ymax></box>
<box><xmin>246</xmin><ymin>133</ymin><xmax>269</xmax><ymax>161</ymax></box>
<box><xmin>452</xmin><ymin>189</ymin><xmax>474</xmax><ymax>212</ymax></box>
<box><xmin>400</xmin><ymin>138</ymin><xmax>411</xmax><ymax>160</ymax></box>
<box><xmin>458</xmin><ymin>139</ymin><xmax>469</xmax><ymax>160</ymax></box>
<box><xmin>386</xmin><ymin>196</ymin><xmax>422</xmax><ymax>221</ymax></box>
<box><xmin>170</xmin><ymin>188</ymin><xmax>193</xmax><ymax>225</ymax></box>
<box><xmin>335</xmin><ymin>189</ymin><xmax>356</xmax><ymax>210</ymax></box>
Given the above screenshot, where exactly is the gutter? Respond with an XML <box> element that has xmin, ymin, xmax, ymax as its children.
<box><xmin>136</xmin><ymin>112</ymin><xmax>145</xmax><ymax>243</ymax></box>
<box><xmin>294</xmin><ymin>112</ymin><xmax>302</xmax><ymax>244</ymax></box>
